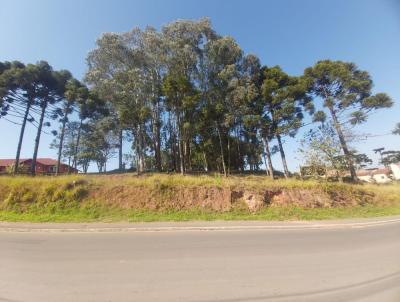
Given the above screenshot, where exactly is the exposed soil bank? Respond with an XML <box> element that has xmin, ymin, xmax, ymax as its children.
<box><xmin>0</xmin><ymin>174</ymin><xmax>398</xmax><ymax>214</ymax></box>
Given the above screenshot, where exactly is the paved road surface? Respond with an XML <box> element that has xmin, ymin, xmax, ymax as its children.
<box><xmin>0</xmin><ymin>219</ymin><xmax>399</xmax><ymax>302</ymax></box>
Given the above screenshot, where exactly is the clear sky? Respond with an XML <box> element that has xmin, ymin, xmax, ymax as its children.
<box><xmin>1</xmin><ymin>0</ymin><xmax>399</xmax><ymax>172</ymax></box>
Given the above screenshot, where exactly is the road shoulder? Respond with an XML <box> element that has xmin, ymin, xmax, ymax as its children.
<box><xmin>1</xmin><ymin>215</ymin><xmax>400</xmax><ymax>232</ymax></box>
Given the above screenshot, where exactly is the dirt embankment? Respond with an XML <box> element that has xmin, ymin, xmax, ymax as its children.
<box><xmin>88</xmin><ymin>184</ymin><xmax>376</xmax><ymax>212</ymax></box>
<box><xmin>0</xmin><ymin>175</ymin><xmax>387</xmax><ymax>213</ymax></box>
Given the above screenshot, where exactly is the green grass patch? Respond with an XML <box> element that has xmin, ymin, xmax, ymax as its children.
<box><xmin>1</xmin><ymin>204</ymin><xmax>400</xmax><ymax>223</ymax></box>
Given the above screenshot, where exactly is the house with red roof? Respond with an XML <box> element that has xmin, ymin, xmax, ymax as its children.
<box><xmin>0</xmin><ymin>158</ymin><xmax>78</xmax><ymax>174</ymax></box>
<box><xmin>356</xmin><ymin>163</ymin><xmax>400</xmax><ymax>183</ymax></box>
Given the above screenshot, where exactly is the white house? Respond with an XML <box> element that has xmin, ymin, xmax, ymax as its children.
<box><xmin>390</xmin><ymin>163</ymin><xmax>400</xmax><ymax>180</ymax></box>
<box><xmin>356</xmin><ymin>167</ymin><xmax>392</xmax><ymax>184</ymax></box>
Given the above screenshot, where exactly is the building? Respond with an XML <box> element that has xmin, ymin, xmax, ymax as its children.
<box><xmin>390</xmin><ymin>163</ymin><xmax>400</xmax><ymax>180</ymax></box>
<box><xmin>356</xmin><ymin>167</ymin><xmax>393</xmax><ymax>184</ymax></box>
<box><xmin>0</xmin><ymin>158</ymin><xmax>78</xmax><ymax>174</ymax></box>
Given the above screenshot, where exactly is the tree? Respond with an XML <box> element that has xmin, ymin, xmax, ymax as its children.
<box><xmin>2</xmin><ymin>62</ymin><xmax>41</xmax><ymax>174</ymax></box>
<box><xmin>55</xmin><ymin>79</ymin><xmax>84</xmax><ymax>175</ymax></box>
<box><xmin>50</xmin><ymin>121</ymin><xmax>80</xmax><ymax>170</ymax></box>
<box><xmin>78</xmin><ymin>116</ymin><xmax>118</xmax><ymax>173</ymax></box>
<box><xmin>31</xmin><ymin>65</ymin><xmax>72</xmax><ymax>175</ymax></box>
<box><xmin>352</xmin><ymin>152</ymin><xmax>373</xmax><ymax>169</ymax></box>
<box><xmin>86</xmin><ymin>30</ymin><xmax>153</xmax><ymax>173</ymax></box>
<box><xmin>0</xmin><ymin>61</ymin><xmax>15</xmax><ymax>118</ymax></box>
<box><xmin>202</xmin><ymin>36</ymin><xmax>243</xmax><ymax>176</ymax></box>
<box><xmin>381</xmin><ymin>151</ymin><xmax>400</xmax><ymax>166</ymax></box>
<box><xmin>299</xmin><ymin>123</ymin><xmax>348</xmax><ymax>180</ymax></box>
<box><xmin>261</xmin><ymin>66</ymin><xmax>312</xmax><ymax>178</ymax></box>
<box><xmin>393</xmin><ymin>123</ymin><xmax>400</xmax><ymax>135</ymax></box>
<box><xmin>162</xmin><ymin>18</ymin><xmax>217</xmax><ymax>174</ymax></box>
<box><xmin>304</xmin><ymin>60</ymin><xmax>393</xmax><ymax>180</ymax></box>
<box><xmin>163</xmin><ymin>73</ymin><xmax>200</xmax><ymax>174</ymax></box>
<box><xmin>72</xmin><ymin>88</ymin><xmax>108</xmax><ymax>170</ymax></box>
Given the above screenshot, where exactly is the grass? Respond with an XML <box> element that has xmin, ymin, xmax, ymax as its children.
<box><xmin>0</xmin><ymin>173</ymin><xmax>399</xmax><ymax>223</ymax></box>
<box><xmin>1</xmin><ymin>204</ymin><xmax>400</xmax><ymax>223</ymax></box>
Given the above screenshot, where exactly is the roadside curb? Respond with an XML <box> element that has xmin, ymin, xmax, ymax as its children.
<box><xmin>1</xmin><ymin>217</ymin><xmax>400</xmax><ymax>233</ymax></box>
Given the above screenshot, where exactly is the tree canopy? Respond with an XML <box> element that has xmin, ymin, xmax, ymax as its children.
<box><xmin>0</xmin><ymin>19</ymin><xmax>396</xmax><ymax>178</ymax></box>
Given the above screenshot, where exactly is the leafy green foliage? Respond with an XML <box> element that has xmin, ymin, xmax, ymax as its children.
<box><xmin>381</xmin><ymin>151</ymin><xmax>400</xmax><ymax>166</ymax></box>
<box><xmin>393</xmin><ymin>123</ymin><xmax>400</xmax><ymax>135</ymax></box>
<box><xmin>304</xmin><ymin>60</ymin><xmax>393</xmax><ymax>179</ymax></box>
<box><xmin>0</xmin><ymin>19</ymin><xmax>395</xmax><ymax>178</ymax></box>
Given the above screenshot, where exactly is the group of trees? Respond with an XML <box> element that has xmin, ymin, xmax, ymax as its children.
<box><xmin>0</xmin><ymin>61</ymin><xmax>107</xmax><ymax>175</ymax></box>
<box><xmin>0</xmin><ymin>18</ymin><xmax>396</xmax><ymax>180</ymax></box>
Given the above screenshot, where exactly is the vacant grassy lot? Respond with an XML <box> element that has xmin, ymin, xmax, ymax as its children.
<box><xmin>0</xmin><ymin>173</ymin><xmax>399</xmax><ymax>222</ymax></box>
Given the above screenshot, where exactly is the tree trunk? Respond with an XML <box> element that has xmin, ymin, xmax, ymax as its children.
<box><xmin>236</xmin><ymin>127</ymin><xmax>242</xmax><ymax>172</ymax></box>
<box><xmin>184</xmin><ymin>139</ymin><xmax>191</xmax><ymax>173</ymax></box>
<box><xmin>216</xmin><ymin>123</ymin><xmax>227</xmax><ymax>177</ymax></box>
<box><xmin>262</xmin><ymin>136</ymin><xmax>274</xmax><ymax>179</ymax></box>
<box><xmin>203</xmin><ymin>151</ymin><xmax>208</xmax><ymax>172</ymax></box>
<box><xmin>118</xmin><ymin>128</ymin><xmax>123</xmax><ymax>171</ymax></box>
<box><xmin>276</xmin><ymin>134</ymin><xmax>289</xmax><ymax>178</ymax></box>
<box><xmin>187</xmin><ymin>141</ymin><xmax>192</xmax><ymax>172</ymax></box>
<box><xmin>177</xmin><ymin>115</ymin><xmax>184</xmax><ymax>175</ymax></box>
<box><xmin>56</xmin><ymin>104</ymin><xmax>70</xmax><ymax>176</ymax></box>
<box><xmin>31</xmin><ymin>101</ymin><xmax>47</xmax><ymax>175</ymax></box>
<box><xmin>136</xmin><ymin>124</ymin><xmax>145</xmax><ymax>174</ymax></box>
<box><xmin>227</xmin><ymin>136</ymin><xmax>231</xmax><ymax>175</ymax></box>
<box><xmin>178</xmin><ymin>136</ymin><xmax>184</xmax><ymax>175</ymax></box>
<box><xmin>68</xmin><ymin>156</ymin><xmax>72</xmax><ymax>174</ymax></box>
<box><xmin>328</xmin><ymin>106</ymin><xmax>357</xmax><ymax>181</ymax></box>
<box><xmin>73</xmin><ymin>119</ymin><xmax>83</xmax><ymax>170</ymax></box>
<box><xmin>14</xmin><ymin>100</ymin><xmax>32</xmax><ymax>174</ymax></box>
<box><xmin>170</xmin><ymin>119</ymin><xmax>176</xmax><ymax>172</ymax></box>
<box><xmin>83</xmin><ymin>162</ymin><xmax>89</xmax><ymax>173</ymax></box>
<box><xmin>133</xmin><ymin>133</ymin><xmax>139</xmax><ymax>175</ymax></box>
<box><xmin>153</xmin><ymin>105</ymin><xmax>162</xmax><ymax>172</ymax></box>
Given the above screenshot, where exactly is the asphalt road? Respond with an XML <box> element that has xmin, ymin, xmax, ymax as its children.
<box><xmin>0</xmin><ymin>220</ymin><xmax>400</xmax><ymax>302</ymax></box>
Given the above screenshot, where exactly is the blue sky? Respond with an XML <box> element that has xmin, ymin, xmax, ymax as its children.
<box><xmin>1</xmin><ymin>0</ymin><xmax>399</xmax><ymax>172</ymax></box>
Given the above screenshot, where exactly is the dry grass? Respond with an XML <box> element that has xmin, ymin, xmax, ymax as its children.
<box><xmin>0</xmin><ymin>173</ymin><xmax>399</xmax><ymax>222</ymax></box>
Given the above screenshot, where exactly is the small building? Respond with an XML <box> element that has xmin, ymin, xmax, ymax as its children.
<box><xmin>389</xmin><ymin>163</ymin><xmax>400</xmax><ymax>180</ymax></box>
<box><xmin>356</xmin><ymin>167</ymin><xmax>392</xmax><ymax>184</ymax></box>
<box><xmin>0</xmin><ymin>158</ymin><xmax>78</xmax><ymax>174</ymax></box>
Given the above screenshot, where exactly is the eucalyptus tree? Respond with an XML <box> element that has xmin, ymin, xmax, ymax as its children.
<box><xmin>162</xmin><ymin>73</ymin><xmax>200</xmax><ymax>174</ymax></box>
<box><xmin>71</xmin><ymin>88</ymin><xmax>108</xmax><ymax>170</ymax></box>
<box><xmin>261</xmin><ymin>66</ymin><xmax>311</xmax><ymax>178</ymax></box>
<box><xmin>140</xmin><ymin>27</ymin><xmax>167</xmax><ymax>171</ymax></box>
<box><xmin>304</xmin><ymin>60</ymin><xmax>393</xmax><ymax>180</ymax></box>
<box><xmin>236</xmin><ymin>54</ymin><xmax>262</xmax><ymax>172</ymax></box>
<box><xmin>78</xmin><ymin>116</ymin><xmax>118</xmax><ymax>173</ymax></box>
<box><xmin>86</xmin><ymin>32</ymin><xmax>127</xmax><ymax>171</ymax></box>
<box><xmin>202</xmin><ymin>36</ymin><xmax>243</xmax><ymax>176</ymax></box>
<box><xmin>161</xmin><ymin>18</ymin><xmax>217</xmax><ymax>174</ymax></box>
<box><xmin>86</xmin><ymin>30</ymin><xmax>153</xmax><ymax>173</ymax></box>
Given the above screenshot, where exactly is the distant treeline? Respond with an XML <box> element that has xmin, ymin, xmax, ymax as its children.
<box><xmin>0</xmin><ymin>18</ymin><xmax>396</xmax><ymax>179</ymax></box>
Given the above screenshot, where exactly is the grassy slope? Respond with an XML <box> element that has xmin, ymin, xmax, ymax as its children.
<box><xmin>0</xmin><ymin>173</ymin><xmax>399</xmax><ymax>222</ymax></box>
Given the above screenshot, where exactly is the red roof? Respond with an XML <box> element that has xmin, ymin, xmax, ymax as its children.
<box><xmin>0</xmin><ymin>159</ymin><xmax>19</xmax><ymax>166</ymax></box>
<box><xmin>373</xmin><ymin>168</ymin><xmax>391</xmax><ymax>175</ymax></box>
<box><xmin>35</xmin><ymin>158</ymin><xmax>59</xmax><ymax>165</ymax></box>
<box><xmin>0</xmin><ymin>158</ymin><xmax>59</xmax><ymax>167</ymax></box>
<box><xmin>356</xmin><ymin>167</ymin><xmax>391</xmax><ymax>177</ymax></box>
